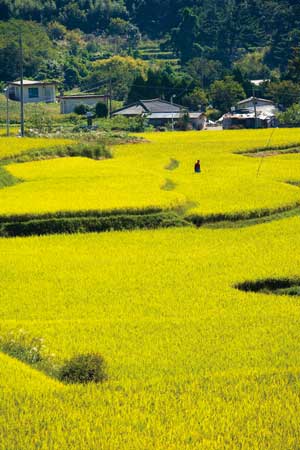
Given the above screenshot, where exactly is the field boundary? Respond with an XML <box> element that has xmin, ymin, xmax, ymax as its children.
<box><xmin>0</xmin><ymin>140</ymin><xmax>300</xmax><ymax>237</ymax></box>
<box><xmin>186</xmin><ymin>202</ymin><xmax>300</xmax><ymax>228</ymax></box>
<box><xmin>236</xmin><ymin>142</ymin><xmax>300</xmax><ymax>158</ymax></box>
<box><xmin>0</xmin><ymin>212</ymin><xmax>189</xmax><ymax>237</ymax></box>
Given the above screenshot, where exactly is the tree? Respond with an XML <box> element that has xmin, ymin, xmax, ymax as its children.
<box><xmin>184</xmin><ymin>57</ymin><xmax>223</xmax><ymax>89</ymax></box>
<box><xmin>85</xmin><ymin>55</ymin><xmax>148</xmax><ymax>101</ymax></box>
<box><xmin>286</xmin><ymin>47</ymin><xmax>300</xmax><ymax>83</ymax></box>
<box><xmin>127</xmin><ymin>65</ymin><xmax>194</xmax><ymax>104</ymax></box>
<box><xmin>170</xmin><ymin>7</ymin><xmax>202</xmax><ymax>63</ymax></box>
<box><xmin>278</xmin><ymin>103</ymin><xmax>300</xmax><ymax>125</ymax></box>
<box><xmin>0</xmin><ymin>0</ymin><xmax>10</xmax><ymax>20</ymax></box>
<box><xmin>0</xmin><ymin>20</ymin><xmax>56</xmax><ymax>82</ymax></box>
<box><xmin>234</xmin><ymin>50</ymin><xmax>271</xmax><ymax>80</ymax></box>
<box><xmin>64</xmin><ymin>66</ymin><xmax>80</xmax><ymax>89</ymax></box>
<box><xmin>181</xmin><ymin>88</ymin><xmax>208</xmax><ymax>111</ymax></box>
<box><xmin>266</xmin><ymin>81</ymin><xmax>300</xmax><ymax>108</ymax></box>
<box><xmin>210</xmin><ymin>76</ymin><xmax>245</xmax><ymax>113</ymax></box>
<box><xmin>47</xmin><ymin>21</ymin><xmax>67</xmax><ymax>41</ymax></box>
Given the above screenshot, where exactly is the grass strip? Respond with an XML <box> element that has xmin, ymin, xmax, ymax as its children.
<box><xmin>0</xmin><ymin>165</ymin><xmax>22</xmax><ymax>189</ymax></box>
<box><xmin>0</xmin><ymin>142</ymin><xmax>111</xmax><ymax>165</ymax></box>
<box><xmin>0</xmin><ymin>212</ymin><xmax>190</xmax><ymax>238</ymax></box>
<box><xmin>236</xmin><ymin>142</ymin><xmax>300</xmax><ymax>156</ymax></box>
<box><xmin>186</xmin><ymin>203</ymin><xmax>300</xmax><ymax>228</ymax></box>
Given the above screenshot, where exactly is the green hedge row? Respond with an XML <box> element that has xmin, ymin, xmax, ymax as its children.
<box><xmin>187</xmin><ymin>202</ymin><xmax>300</xmax><ymax>226</ymax></box>
<box><xmin>0</xmin><ymin>142</ymin><xmax>111</xmax><ymax>165</ymax></box>
<box><xmin>0</xmin><ymin>207</ymin><xmax>164</xmax><ymax>224</ymax></box>
<box><xmin>0</xmin><ymin>212</ymin><xmax>189</xmax><ymax>237</ymax></box>
<box><xmin>0</xmin><ymin>166</ymin><xmax>21</xmax><ymax>189</ymax></box>
<box><xmin>236</xmin><ymin>142</ymin><xmax>300</xmax><ymax>155</ymax></box>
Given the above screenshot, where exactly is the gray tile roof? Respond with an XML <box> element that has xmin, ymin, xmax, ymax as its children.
<box><xmin>148</xmin><ymin>112</ymin><xmax>204</xmax><ymax>119</ymax></box>
<box><xmin>141</xmin><ymin>99</ymin><xmax>182</xmax><ymax>113</ymax></box>
<box><xmin>112</xmin><ymin>104</ymin><xmax>146</xmax><ymax>116</ymax></box>
<box><xmin>112</xmin><ymin>98</ymin><xmax>183</xmax><ymax>116</ymax></box>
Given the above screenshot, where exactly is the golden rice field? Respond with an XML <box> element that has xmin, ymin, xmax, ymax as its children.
<box><xmin>0</xmin><ymin>137</ymin><xmax>73</xmax><ymax>160</ymax></box>
<box><xmin>1</xmin><ymin>129</ymin><xmax>300</xmax><ymax>218</ymax></box>
<box><xmin>1</xmin><ymin>130</ymin><xmax>300</xmax><ymax>448</ymax></box>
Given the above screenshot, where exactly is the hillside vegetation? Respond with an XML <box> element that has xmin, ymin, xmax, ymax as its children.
<box><xmin>1</xmin><ymin>1</ymin><xmax>300</xmax><ymax>122</ymax></box>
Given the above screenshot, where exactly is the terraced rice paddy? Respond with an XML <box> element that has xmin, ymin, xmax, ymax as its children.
<box><xmin>0</xmin><ymin>130</ymin><xmax>300</xmax><ymax>449</ymax></box>
<box><xmin>1</xmin><ymin>130</ymin><xmax>300</xmax><ymax>219</ymax></box>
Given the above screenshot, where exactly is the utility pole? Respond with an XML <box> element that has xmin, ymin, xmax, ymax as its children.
<box><xmin>19</xmin><ymin>31</ymin><xmax>25</xmax><ymax>137</ymax></box>
<box><xmin>171</xmin><ymin>95</ymin><xmax>176</xmax><ymax>131</ymax></box>
<box><xmin>109</xmin><ymin>78</ymin><xmax>112</xmax><ymax>117</ymax></box>
<box><xmin>252</xmin><ymin>86</ymin><xmax>257</xmax><ymax>129</ymax></box>
<box><xmin>4</xmin><ymin>88</ymin><xmax>10</xmax><ymax>137</ymax></box>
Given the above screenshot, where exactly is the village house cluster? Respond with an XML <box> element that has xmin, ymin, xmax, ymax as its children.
<box><xmin>5</xmin><ymin>78</ymin><xmax>278</xmax><ymax>130</ymax></box>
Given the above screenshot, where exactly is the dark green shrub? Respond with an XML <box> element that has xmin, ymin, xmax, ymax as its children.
<box><xmin>59</xmin><ymin>353</ymin><xmax>107</xmax><ymax>384</ymax></box>
<box><xmin>74</xmin><ymin>104</ymin><xmax>90</xmax><ymax>115</ymax></box>
<box><xmin>95</xmin><ymin>102</ymin><xmax>108</xmax><ymax>118</ymax></box>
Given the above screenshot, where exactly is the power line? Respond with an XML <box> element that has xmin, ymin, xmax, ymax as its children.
<box><xmin>256</xmin><ymin>127</ymin><xmax>277</xmax><ymax>178</ymax></box>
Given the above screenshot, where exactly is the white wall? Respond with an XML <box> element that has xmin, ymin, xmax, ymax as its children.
<box><xmin>8</xmin><ymin>84</ymin><xmax>56</xmax><ymax>103</ymax></box>
<box><xmin>60</xmin><ymin>98</ymin><xmax>107</xmax><ymax>114</ymax></box>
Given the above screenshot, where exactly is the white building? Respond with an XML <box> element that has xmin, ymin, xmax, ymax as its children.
<box><xmin>221</xmin><ymin>97</ymin><xmax>278</xmax><ymax>130</ymax></box>
<box><xmin>7</xmin><ymin>80</ymin><xmax>56</xmax><ymax>103</ymax></box>
<box><xmin>59</xmin><ymin>94</ymin><xmax>109</xmax><ymax>114</ymax></box>
<box><xmin>236</xmin><ymin>97</ymin><xmax>278</xmax><ymax>115</ymax></box>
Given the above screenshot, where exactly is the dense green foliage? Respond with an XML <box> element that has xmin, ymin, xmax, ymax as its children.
<box><xmin>1</xmin><ymin>1</ymin><xmax>300</xmax><ymax>116</ymax></box>
<box><xmin>1</xmin><ymin>1</ymin><xmax>300</xmax><ymax>67</ymax></box>
<box><xmin>59</xmin><ymin>354</ymin><xmax>107</xmax><ymax>384</ymax></box>
<box><xmin>0</xmin><ymin>212</ymin><xmax>186</xmax><ymax>237</ymax></box>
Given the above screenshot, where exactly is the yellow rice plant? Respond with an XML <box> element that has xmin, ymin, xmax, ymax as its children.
<box><xmin>1</xmin><ymin>129</ymin><xmax>300</xmax><ymax>217</ymax></box>
<box><xmin>0</xmin><ymin>218</ymin><xmax>300</xmax><ymax>448</ymax></box>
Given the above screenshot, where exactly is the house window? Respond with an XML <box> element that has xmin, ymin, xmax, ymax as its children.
<box><xmin>28</xmin><ymin>87</ymin><xmax>39</xmax><ymax>98</ymax></box>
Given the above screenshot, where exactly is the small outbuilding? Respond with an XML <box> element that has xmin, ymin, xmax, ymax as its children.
<box><xmin>221</xmin><ymin>97</ymin><xmax>278</xmax><ymax>129</ymax></box>
<box><xmin>148</xmin><ymin>112</ymin><xmax>206</xmax><ymax>130</ymax></box>
<box><xmin>7</xmin><ymin>80</ymin><xmax>57</xmax><ymax>103</ymax></box>
<box><xmin>236</xmin><ymin>97</ymin><xmax>277</xmax><ymax>114</ymax></box>
<box><xmin>59</xmin><ymin>94</ymin><xmax>109</xmax><ymax>114</ymax></box>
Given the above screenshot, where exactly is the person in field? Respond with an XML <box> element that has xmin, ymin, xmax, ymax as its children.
<box><xmin>194</xmin><ymin>160</ymin><xmax>201</xmax><ymax>173</ymax></box>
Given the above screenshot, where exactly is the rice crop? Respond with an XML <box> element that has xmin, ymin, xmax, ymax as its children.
<box><xmin>1</xmin><ymin>129</ymin><xmax>300</xmax><ymax>218</ymax></box>
<box><xmin>1</xmin><ymin>218</ymin><xmax>300</xmax><ymax>448</ymax></box>
<box><xmin>0</xmin><ymin>130</ymin><xmax>300</xmax><ymax>448</ymax></box>
<box><xmin>0</xmin><ymin>137</ymin><xmax>73</xmax><ymax>160</ymax></box>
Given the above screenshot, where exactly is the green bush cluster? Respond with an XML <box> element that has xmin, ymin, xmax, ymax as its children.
<box><xmin>236</xmin><ymin>277</ymin><xmax>300</xmax><ymax>296</ymax></box>
<box><xmin>187</xmin><ymin>203</ymin><xmax>300</xmax><ymax>227</ymax></box>
<box><xmin>0</xmin><ymin>143</ymin><xmax>111</xmax><ymax>165</ymax></box>
<box><xmin>0</xmin><ymin>329</ymin><xmax>46</xmax><ymax>365</ymax></box>
<box><xmin>0</xmin><ymin>212</ymin><xmax>188</xmax><ymax>237</ymax></box>
<box><xmin>0</xmin><ymin>330</ymin><xmax>107</xmax><ymax>384</ymax></box>
<box><xmin>59</xmin><ymin>354</ymin><xmax>107</xmax><ymax>384</ymax></box>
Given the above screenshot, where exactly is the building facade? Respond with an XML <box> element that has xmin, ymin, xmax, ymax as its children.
<box><xmin>59</xmin><ymin>94</ymin><xmax>109</xmax><ymax>114</ymax></box>
<box><xmin>7</xmin><ymin>80</ymin><xmax>56</xmax><ymax>103</ymax></box>
<box><xmin>113</xmin><ymin>99</ymin><xmax>206</xmax><ymax>130</ymax></box>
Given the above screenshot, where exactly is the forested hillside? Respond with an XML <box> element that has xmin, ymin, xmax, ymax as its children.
<box><xmin>1</xmin><ymin>0</ymin><xmax>300</xmax><ymax>66</ymax></box>
<box><xmin>1</xmin><ymin>0</ymin><xmax>300</xmax><ymax>118</ymax></box>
